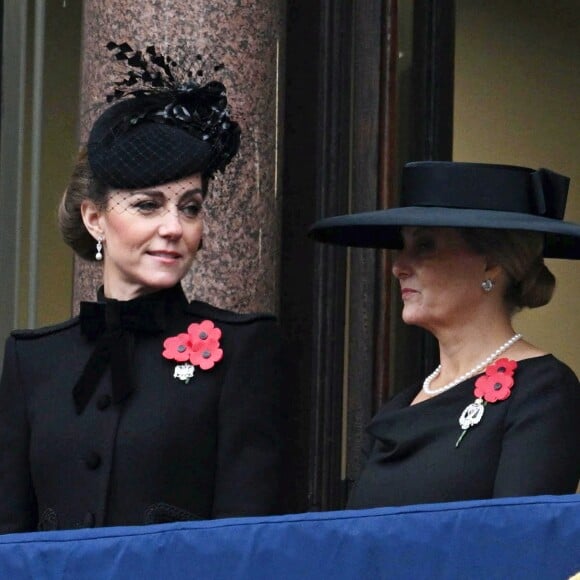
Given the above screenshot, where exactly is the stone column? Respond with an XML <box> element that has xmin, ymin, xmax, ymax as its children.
<box><xmin>74</xmin><ymin>0</ymin><xmax>284</xmax><ymax>313</ymax></box>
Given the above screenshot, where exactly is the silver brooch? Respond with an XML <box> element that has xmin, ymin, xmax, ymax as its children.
<box><xmin>173</xmin><ymin>363</ymin><xmax>195</xmax><ymax>384</ymax></box>
<box><xmin>456</xmin><ymin>398</ymin><xmax>486</xmax><ymax>447</ymax></box>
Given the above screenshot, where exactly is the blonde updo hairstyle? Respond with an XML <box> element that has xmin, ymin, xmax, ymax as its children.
<box><xmin>58</xmin><ymin>149</ymin><xmax>108</xmax><ymax>262</ymax></box>
<box><xmin>460</xmin><ymin>228</ymin><xmax>556</xmax><ymax>313</ymax></box>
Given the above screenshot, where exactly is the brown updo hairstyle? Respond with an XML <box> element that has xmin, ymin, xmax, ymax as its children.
<box><xmin>460</xmin><ymin>228</ymin><xmax>556</xmax><ymax>313</ymax></box>
<box><xmin>58</xmin><ymin>149</ymin><xmax>212</xmax><ymax>261</ymax></box>
<box><xmin>58</xmin><ymin>149</ymin><xmax>108</xmax><ymax>262</ymax></box>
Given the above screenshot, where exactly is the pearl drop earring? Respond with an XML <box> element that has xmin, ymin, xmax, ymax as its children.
<box><xmin>95</xmin><ymin>237</ymin><xmax>103</xmax><ymax>261</ymax></box>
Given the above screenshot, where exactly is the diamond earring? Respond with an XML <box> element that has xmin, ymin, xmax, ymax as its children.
<box><xmin>95</xmin><ymin>237</ymin><xmax>103</xmax><ymax>261</ymax></box>
<box><xmin>481</xmin><ymin>278</ymin><xmax>495</xmax><ymax>292</ymax></box>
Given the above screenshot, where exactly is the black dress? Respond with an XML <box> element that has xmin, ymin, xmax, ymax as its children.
<box><xmin>348</xmin><ymin>355</ymin><xmax>580</xmax><ymax>509</ymax></box>
<box><xmin>0</xmin><ymin>285</ymin><xmax>285</xmax><ymax>533</ymax></box>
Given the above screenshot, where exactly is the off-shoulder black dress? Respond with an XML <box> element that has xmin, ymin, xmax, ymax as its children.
<box><xmin>348</xmin><ymin>355</ymin><xmax>580</xmax><ymax>509</ymax></box>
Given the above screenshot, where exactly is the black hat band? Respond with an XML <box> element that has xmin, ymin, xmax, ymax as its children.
<box><xmin>402</xmin><ymin>163</ymin><xmax>569</xmax><ymax>219</ymax></box>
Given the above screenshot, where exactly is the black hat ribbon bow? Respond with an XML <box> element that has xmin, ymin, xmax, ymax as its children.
<box><xmin>529</xmin><ymin>168</ymin><xmax>569</xmax><ymax>219</ymax></box>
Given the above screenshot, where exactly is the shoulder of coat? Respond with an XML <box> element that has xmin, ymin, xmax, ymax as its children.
<box><xmin>10</xmin><ymin>317</ymin><xmax>80</xmax><ymax>339</ymax></box>
<box><xmin>186</xmin><ymin>300</ymin><xmax>276</xmax><ymax>325</ymax></box>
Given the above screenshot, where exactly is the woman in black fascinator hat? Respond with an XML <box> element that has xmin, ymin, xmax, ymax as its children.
<box><xmin>311</xmin><ymin>160</ymin><xmax>580</xmax><ymax>508</ymax></box>
<box><xmin>0</xmin><ymin>42</ymin><xmax>285</xmax><ymax>533</ymax></box>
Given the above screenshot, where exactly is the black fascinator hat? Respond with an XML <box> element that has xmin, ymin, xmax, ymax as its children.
<box><xmin>87</xmin><ymin>42</ymin><xmax>241</xmax><ymax>190</ymax></box>
<box><xmin>309</xmin><ymin>161</ymin><xmax>580</xmax><ymax>259</ymax></box>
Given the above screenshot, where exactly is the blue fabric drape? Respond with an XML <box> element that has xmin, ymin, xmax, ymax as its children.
<box><xmin>0</xmin><ymin>495</ymin><xmax>578</xmax><ymax>579</ymax></box>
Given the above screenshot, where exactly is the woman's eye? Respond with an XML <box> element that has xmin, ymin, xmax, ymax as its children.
<box><xmin>415</xmin><ymin>238</ymin><xmax>435</xmax><ymax>252</ymax></box>
<box><xmin>133</xmin><ymin>200</ymin><xmax>161</xmax><ymax>213</ymax></box>
<box><xmin>179</xmin><ymin>203</ymin><xmax>202</xmax><ymax>218</ymax></box>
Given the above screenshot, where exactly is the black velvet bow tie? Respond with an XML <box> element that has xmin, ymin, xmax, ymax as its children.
<box><xmin>73</xmin><ymin>297</ymin><xmax>167</xmax><ymax>414</ymax></box>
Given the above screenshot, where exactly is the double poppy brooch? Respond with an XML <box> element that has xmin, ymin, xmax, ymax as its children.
<box><xmin>162</xmin><ymin>320</ymin><xmax>223</xmax><ymax>383</ymax></box>
<box><xmin>455</xmin><ymin>358</ymin><xmax>518</xmax><ymax>447</ymax></box>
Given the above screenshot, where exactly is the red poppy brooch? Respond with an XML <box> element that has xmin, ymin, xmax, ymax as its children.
<box><xmin>162</xmin><ymin>320</ymin><xmax>223</xmax><ymax>383</ymax></box>
<box><xmin>455</xmin><ymin>358</ymin><xmax>518</xmax><ymax>447</ymax></box>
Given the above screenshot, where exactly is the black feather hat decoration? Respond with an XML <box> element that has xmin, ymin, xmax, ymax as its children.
<box><xmin>87</xmin><ymin>42</ymin><xmax>241</xmax><ymax>190</ymax></box>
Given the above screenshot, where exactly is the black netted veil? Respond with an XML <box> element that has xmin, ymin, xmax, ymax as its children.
<box><xmin>87</xmin><ymin>43</ymin><xmax>241</xmax><ymax>190</ymax></box>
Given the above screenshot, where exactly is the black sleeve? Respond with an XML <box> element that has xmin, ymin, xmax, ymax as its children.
<box><xmin>212</xmin><ymin>318</ymin><xmax>286</xmax><ymax>518</ymax></box>
<box><xmin>493</xmin><ymin>360</ymin><xmax>580</xmax><ymax>497</ymax></box>
<box><xmin>0</xmin><ymin>337</ymin><xmax>38</xmax><ymax>533</ymax></box>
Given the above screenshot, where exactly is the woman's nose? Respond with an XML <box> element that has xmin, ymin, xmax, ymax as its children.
<box><xmin>158</xmin><ymin>208</ymin><xmax>183</xmax><ymax>238</ymax></box>
<box><xmin>392</xmin><ymin>251</ymin><xmax>410</xmax><ymax>279</ymax></box>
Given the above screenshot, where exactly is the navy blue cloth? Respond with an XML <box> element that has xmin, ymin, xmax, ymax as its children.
<box><xmin>0</xmin><ymin>495</ymin><xmax>578</xmax><ymax>579</ymax></box>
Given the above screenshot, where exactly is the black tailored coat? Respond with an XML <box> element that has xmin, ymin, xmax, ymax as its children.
<box><xmin>0</xmin><ymin>285</ymin><xmax>285</xmax><ymax>533</ymax></box>
<box><xmin>348</xmin><ymin>355</ymin><xmax>580</xmax><ymax>509</ymax></box>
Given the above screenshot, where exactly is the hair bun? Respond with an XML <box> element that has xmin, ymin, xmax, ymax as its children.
<box><xmin>518</xmin><ymin>260</ymin><xmax>555</xmax><ymax>309</ymax></box>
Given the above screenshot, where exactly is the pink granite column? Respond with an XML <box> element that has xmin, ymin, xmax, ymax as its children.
<box><xmin>74</xmin><ymin>0</ymin><xmax>284</xmax><ymax>313</ymax></box>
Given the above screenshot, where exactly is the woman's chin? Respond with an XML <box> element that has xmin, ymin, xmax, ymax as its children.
<box><xmin>401</xmin><ymin>307</ymin><xmax>417</xmax><ymax>324</ymax></box>
<box><xmin>141</xmin><ymin>265</ymin><xmax>193</xmax><ymax>290</ymax></box>
<box><xmin>401</xmin><ymin>309</ymin><xmax>426</xmax><ymax>328</ymax></box>
<box><xmin>145</xmin><ymin>277</ymin><xmax>184</xmax><ymax>291</ymax></box>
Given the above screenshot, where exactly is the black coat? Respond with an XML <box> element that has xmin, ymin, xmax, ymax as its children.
<box><xmin>0</xmin><ymin>285</ymin><xmax>285</xmax><ymax>533</ymax></box>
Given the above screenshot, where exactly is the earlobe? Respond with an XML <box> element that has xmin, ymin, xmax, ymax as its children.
<box><xmin>81</xmin><ymin>199</ymin><xmax>104</xmax><ymax>241</ymax></box>
<box><xmin>482</xmin><ymin>262</ymin><xmax>504</xmax><ymax>293</ymax></box>
<box><xmin>481</xmin><ymin>278</ymin><xmax>495</xmax><ymax>292</ymax></box>
<box><xmin>484</xmin><ymin>261</ymin><xmax>502</xmax><ymax>280</ymax></box>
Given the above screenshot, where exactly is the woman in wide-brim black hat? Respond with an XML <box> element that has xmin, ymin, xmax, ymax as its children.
<box><xmin>0</xmin><ymin>43</ymin><xmax>285</xmax><ymax>533</ymax></box>
<box><xmin>310</xmin><ymin>160</ymin><xmax>580</xmax><ymax>508</ymax></box>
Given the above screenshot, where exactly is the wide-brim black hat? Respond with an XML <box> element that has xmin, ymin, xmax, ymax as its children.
<box><xmin>309</xmin><ymin>161</ymin><xmax>580</xmax><ymax>259</ymax></box>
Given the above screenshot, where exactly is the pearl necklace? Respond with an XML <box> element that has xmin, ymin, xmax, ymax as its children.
<box><xmin>422</xmin><ymin>333</ymin><xmax>523</xmax><ymax>396</ymax></box>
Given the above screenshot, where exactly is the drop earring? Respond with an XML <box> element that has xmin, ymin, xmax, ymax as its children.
<box><xmin>481</xmin><ymin>278</ymin><xmax>495</xmax><ymax>292</ymax></box>
<box><xmin>95</xmin><ymin>237</ymin><xmax>103</xmax><ymax>261</ymax></box>
<box><xmin>198</xmin><ymin>238</ymin><xmax>203</xmax><ymax>251</ymax></box>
